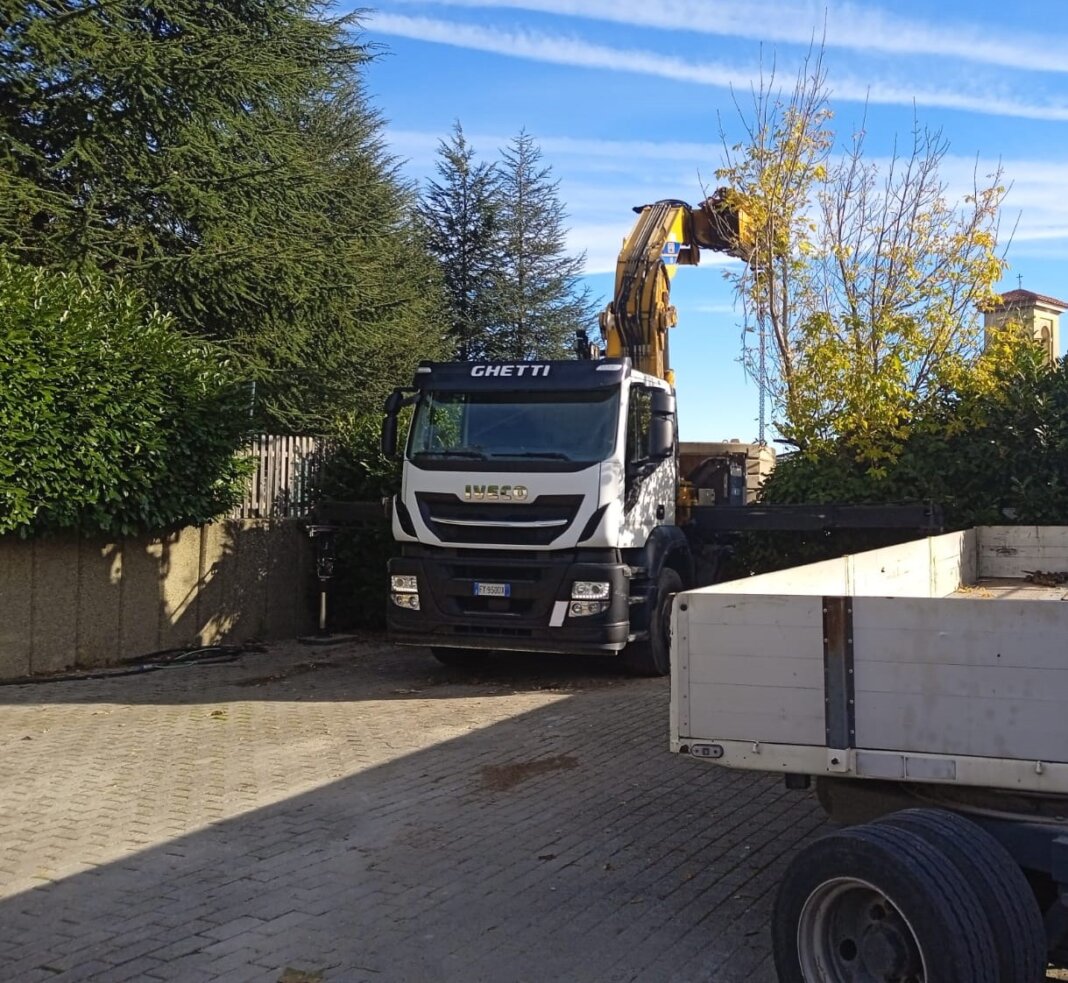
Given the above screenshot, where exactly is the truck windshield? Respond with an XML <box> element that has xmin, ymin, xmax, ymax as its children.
<box><xmin>409</xmin><ymin>388</ymin><xmax>619</xmax><ymax>464</ymax></box>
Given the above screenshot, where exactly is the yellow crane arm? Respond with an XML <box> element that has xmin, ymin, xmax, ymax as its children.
<box><xmin>599</xmin><ymin>191</ymin><xmax>750</xmax><ymax>384</ymax></box>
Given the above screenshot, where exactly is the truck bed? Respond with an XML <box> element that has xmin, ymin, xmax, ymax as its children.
<box><xmin>670</xmin><ymin>526</ymin><xmax>1068</xmax><ymax>795</ymax></box>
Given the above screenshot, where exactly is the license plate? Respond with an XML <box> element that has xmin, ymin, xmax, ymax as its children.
<box><xmin>474</xmin><ymin>582</ymin><xmax>511</xmax><ymax>597</ymax></box>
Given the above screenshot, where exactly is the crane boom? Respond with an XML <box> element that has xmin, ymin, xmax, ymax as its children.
<box><xmin>599</xmin><ymin>191</ymin><xmax>750</xmax><ymax>384</ymax></box>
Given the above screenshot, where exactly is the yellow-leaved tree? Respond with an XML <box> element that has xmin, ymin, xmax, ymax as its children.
<box><xmin>716</xmin><ymin>51</ymin><xmax>1010</xmax><ymax>467</ymax></box>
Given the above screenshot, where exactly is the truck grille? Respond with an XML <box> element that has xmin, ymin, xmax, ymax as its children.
<box><xmin>415</xmin><ymin>493</ymin><xmax>582</xmax><ymax>546</ymax></box>
<box><xmin>453</xmin><ymin>625</ymin><xmax>535</xmax><ymax>638</ymax></box>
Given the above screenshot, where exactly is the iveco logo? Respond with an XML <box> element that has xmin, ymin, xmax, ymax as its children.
<box><xmin>464</xmin><ymin>484</ymin><xmax>529</xmax><ymax>501</ymax></box>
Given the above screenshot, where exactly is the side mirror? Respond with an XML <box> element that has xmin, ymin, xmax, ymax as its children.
<box><xmin>649</xmin><ymin>389</ymin><xmax>676</xmax><ymax>459</ymax></box>
<box><xmin>649</xmin><ymin>417</ymin><xmax>673</xmax><ymax>459</ymax></box>
<box><xmin>381</xmin><ymin>388</ymin><xmax>413</xmax><ymax>459</ymax></box>
<box><xmin>650</xmin><ymin>389</ymin><xmax>676</xmax><ymax>416</ymax></box>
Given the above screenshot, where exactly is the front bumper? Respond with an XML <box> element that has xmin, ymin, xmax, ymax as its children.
<box><xmin>387</xmin><ymin>547</ymin><xmax>630</xmax><ymax>654</ymax></box>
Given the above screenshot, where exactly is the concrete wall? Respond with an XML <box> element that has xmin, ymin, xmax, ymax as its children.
<box><xmin>0</xmin><ymin>520</ymin><xmax>315</xmax><ymax>680</ymax></box>
<box><xmin>691</xmin><ymin>530</ymin><xmax>975</xmax><ymax>598</ymax></box>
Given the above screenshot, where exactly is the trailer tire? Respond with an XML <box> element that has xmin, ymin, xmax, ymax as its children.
<box><xmin>773</xmin><ymin>823</ymin><xmax>998</xmax><ymax>983</ymax></box>
<box><xmin>623</xmin><ymin>566</ymin><xmax>681</xmax><ymax>677</ymax></box>
<box><xmin>877</xmin><ymin>807</ymin><xmax>1047</xmax><ymax>983</ymax></box>
<box><xmin>430</xmin><ymin>647</ymin><xmax>489</xmax><ymax>669</ymax></box>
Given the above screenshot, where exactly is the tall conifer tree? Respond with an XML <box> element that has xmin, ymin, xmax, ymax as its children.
<box><xmin>1</xmin><ymin>0</ymin><xmax>447</xmax><ymax>431</ymax></box>
<box><xmin>421</xmin><ymin>122</ymin><xmax>500</xmax><ymax>361</ymax></box>
<box><xmin>492</xmin><ymin>130</ymin><xmax>596</xmax><ymax>360</ymax></box>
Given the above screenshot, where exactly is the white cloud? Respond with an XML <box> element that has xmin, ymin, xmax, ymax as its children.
<box><xmin>565</xmin><ymin>222</ymin><xmax>627</xmax><ymax>275</ymax></box>
<box><xmin>935</xmin><ymin>155</ymin><xmax>1068</xmax><ymax>247</ymax></box>
<box><xmin>394</xmin><ymin>0</ymin><xmax>1068</xmax><ymax>74</ymax></box>
<box><xmin>369</xmin><ymin>14</ymin><xmax>1068</xmax><ymax>122</ymax></box>
<box><xmin>387</xmin><ymin>128</ymin><xmax>720</xmax><ymax>164</ymax></box>
<box><xmin>386</xmin><ymin>125</ymin><xmax>1068</xmax><ymax>265</ymax></box>
<box><xmin>531</xmin><ymin>135</ymin><xmax>721</xmax><ymax>162</ymax></box>
<box><xmin>370</xmin><ymin>14</ymin><xmax>743</xmax><ymax>84</ymax></box>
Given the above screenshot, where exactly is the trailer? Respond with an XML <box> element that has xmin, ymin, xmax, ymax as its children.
<box><xmin>670</xmin><ymin>526</ymin><xmax>1068</xmax><ymax>983</ymax></box>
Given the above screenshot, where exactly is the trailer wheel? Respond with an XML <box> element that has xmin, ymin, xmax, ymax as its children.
<box><xmin>623</xmin><ymin>566</ymin><xmax>682</xmax><ymax>677</ymax></box>
<box><xmin>773</xmin><ymin>823</ymin><xmax>998</xmax><ymax>983</ymax></box>
<box><xmin>877</xmin><ymin>807</ymin><xmax>1046</xmax><ymax>983</ymax></box>
<box><xmin>430</xmin><ymin>647</ymin><xmax>489</xmax><ymax>669</ymax></box>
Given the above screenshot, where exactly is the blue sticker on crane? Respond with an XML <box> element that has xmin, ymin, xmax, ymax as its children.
<box><xmin>661</xmin><ymin>241</ymin><xmax>680</xmax><ymax>265</ymax></box>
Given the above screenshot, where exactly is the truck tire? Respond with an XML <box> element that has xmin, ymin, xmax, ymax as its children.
<box><xmin>430</xmin><ymin>647</ymin><xmax>489</xmax><ymax>669</ymax></box>
<box><xmin>773</xmin><ymin>822</ymin><xmax>998</xmax><ymax>983</ymax></box>
<box><xmin>623</xmin><ymin>566</ymin><xmax>682</xmax><ymax>677</ymax></box>
<box><xmin>877</xmin><ymin>807</ymin><xmax>1047</xmax><ymax>983</ymax></box>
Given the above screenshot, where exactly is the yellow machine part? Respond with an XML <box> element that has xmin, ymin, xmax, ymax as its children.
<box><xmin>675</xmin><ymin>478</ymin><xmax>698</xmax><ymax>525</ymax></box>
<box><xmin>600</xmin><ymin>193</ymin><xmax>750</xmax><ymax>385</ymax></box>
<box><xmin>601</xmin><ymin>201</ymin><xmax>697</xmax><ymax>384</ymax></box>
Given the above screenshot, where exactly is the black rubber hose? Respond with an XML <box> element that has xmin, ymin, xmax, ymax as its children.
<box><xmin>0</xmin><ymin>645</ymin><xmax>253</xmax><ymax>686</ymax></box>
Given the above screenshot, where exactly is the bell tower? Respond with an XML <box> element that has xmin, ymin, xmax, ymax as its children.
<box><xmin>984</xmin><ymin>288</ymin><xmax>1066</xmax><ymax>364</ymax></box>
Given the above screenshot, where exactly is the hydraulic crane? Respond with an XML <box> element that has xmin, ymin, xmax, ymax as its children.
<box><xmin>598</xmin><ymin>190</ymin><xmax>752</xmax><ymax>384</ymax></box>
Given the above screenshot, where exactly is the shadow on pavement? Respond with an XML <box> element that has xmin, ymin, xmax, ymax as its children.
<box><xmin>1</xmin><ymin>677</ymin><xmax>823</xmax><ymax>983</ymax></box>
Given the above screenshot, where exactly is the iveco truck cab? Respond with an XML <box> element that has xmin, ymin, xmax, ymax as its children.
<box><xmin>383</xmin><ymin>356</ymin><xmax>684</xmax><ymax>675</ymax></box>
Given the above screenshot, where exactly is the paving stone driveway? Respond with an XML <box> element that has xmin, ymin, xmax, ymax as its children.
<box><xmin>0</xmin><ymin>639</ymin><xmax>827</xmax><ymax>982</ymax></box>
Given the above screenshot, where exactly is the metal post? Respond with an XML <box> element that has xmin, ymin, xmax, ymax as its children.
<box><xmin>758</xmin><ymin>317</ymin><xmax>767</xmax><ymax>445</ymax></box>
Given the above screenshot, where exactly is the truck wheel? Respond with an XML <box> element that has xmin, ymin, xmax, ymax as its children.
<box><xmin>773</xmin><ymin>823</ymin><xmax>998</xmax><ymax>983</ymax></box>
<box><xmin>877</xmin><ymin>808</ymin><xmax>1047</xmax><ymax>983</ymax></box>
<box><xmin>430</xmin><ymin>647</ymin><xmax>489</xmax><ymax>669</ymax></box>
<box><xmin>623</xmin><ymin>566</ymin><xmax>682</xmax><ymax>677</ymax></box>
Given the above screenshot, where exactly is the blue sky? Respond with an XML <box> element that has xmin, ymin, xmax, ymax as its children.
<box><xmin>358</xmin><ymin>0</ymin><xmax>1068</xmax><ymax>442</ymax></box>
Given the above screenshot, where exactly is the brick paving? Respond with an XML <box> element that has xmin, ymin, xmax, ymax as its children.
<box><xmin>0</xmin><ymin>638</ymin><xmax>830</xmax><ymax>981</ymax></box>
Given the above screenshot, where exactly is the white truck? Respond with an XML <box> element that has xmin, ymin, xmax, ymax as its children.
<box><xmin>381</xmin><ymin>356</ymin><xmax>686</xmax><ymax>674</ymax></box>
<box><xmin>671</xmin><ymin>525</ymin><xmax>1068</xmax><ymax>982</ymax></box>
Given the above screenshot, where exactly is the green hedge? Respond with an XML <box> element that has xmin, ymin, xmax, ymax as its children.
<box><xmin>0</xmin><ymin>258</ymin><xmax>254</xmax><ymax>536</ymax></box>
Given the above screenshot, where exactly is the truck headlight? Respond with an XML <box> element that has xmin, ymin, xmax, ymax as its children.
<box><xmin>571</xmin><ymin>580</ymin><xmax>610</xmax><ymax>600</ymax></box>
<box><xmin>391</xmin><ymin>592</ymin><xmax>421</xmax><ymax>610</ymax></box>
<box><xmin>391</xmin><ymin>575</ymin><xmax>419</xmax><ymax>593</ymax></box>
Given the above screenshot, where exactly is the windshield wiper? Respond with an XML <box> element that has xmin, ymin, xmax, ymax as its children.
<box><xmin>491</xmin><ymin>451</ymin><xmax>572</xmax><ymax>461</ymax></box>
<box><xmin>416</xmin><ymin>447</ymin><xmax>486</xmax><ymax>459</ymax></box>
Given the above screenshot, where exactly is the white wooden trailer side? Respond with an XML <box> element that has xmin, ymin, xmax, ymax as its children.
<box><xmin>670</xmin><ymin>527</ymin><xmax>1068</xmax><ymax>795</ymax></box>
